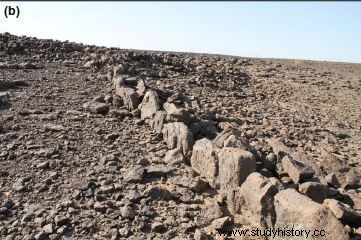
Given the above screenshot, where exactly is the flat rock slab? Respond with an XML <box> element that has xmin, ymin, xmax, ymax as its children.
<box><xmin>140</xmin><ymin>90</ymin><xmax>160</xmax><ymax>120</ymax></box>
<box><xmin>190</xmin><ymin>138</ymin><xmax>220</xmax><ymax>188</ymax></box>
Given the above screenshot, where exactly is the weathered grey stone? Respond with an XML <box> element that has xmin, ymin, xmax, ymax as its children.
<box><xmin>171</xmin><ymin>175</ymin><xmax>208</xmax><ymax>193</ymax></box>
<box><xmin>194</xmin><ymin>229</ymin><xmax>207</xmax><ymax>240</ymax></box>
<box><xmin>146</xmin><ymin>165</ymin><xmax>171</xmax><ymax>177</ymax></box>
<box><xmin>140</xmin><ymin>91</ymin><xmax>160</xmax><ymax>120</ymax></box>
<box><xmin>151</xmin><ymin>221</ymin><xmax>166</xmax><ymax>233</ymax></box>
<box><xmin>167</xmin><ymin>92</ymin><xmax>184</xmax><ymax>104</ymax></box>
<box><xmin>324</xmin><ymin>199</ymin><xmax>361</xmax><ymax>227</ymax></box>
<box><xmin>112</xmin><ymin>75</ymin><xmax>125</xmax><ymax>89</ymax></box>
<box><xmin>120</xmin><ymin>206</ymin><xmax>135</xmax><ymax>220</ymax></box>
<box><xmin>163</xmin><ymin>148</ymin><xmax>184</xmax><ymax>165</ymax></box>
<box><xmin>213</xmin><ymin>128</ymin><xmax>240</xmax><ymax>148</ymax></box>
<box><xmin>325</xmin><ymin>173</ymin><xmax>341</xmax><ymax>188</ymax></box>
<box><xmin>291</xmin><ymin>150</ymin><xmax>325</xmax><ymax>179</ymax></box>
<box><xmin>84</xmin><ymin>101</ymin><xmax>109</xmax><ymax>114</ymax></box>
<box><xmin>136</xmin><ymin>79</ymin><xmax>147</xmax><ymax>96</ymax></box>
<box><xmin>321</xmin><ymin>151</ymin><xmax>348</xmax><ymax>174</ymax></box>
<box><xmin>264</xmin><ymin>153</ymin><xmax>277</xmax><ymax>172</ymax></box>
<box><xmin>149</xmin><ymin>110</ymin><xmax>166</xmax><ymax>134</ymax></box>
<box><xmin>225</xmin><ymin>188</ymin><xmax>242</xmax><ymax>215</ymax></box>
<box><xmin>223</xmin><ymin>133</ymin><xmax>260</xmax><ymax>161</ymax></box>
<box><xmin>299</xmin><ymin>182</ymin><xmax>337</xmax><ymax>203</ymax></box>
<box><xmin>124</xmin><ymin>165</ymin><xmax>144</xmax><ymax>183</ymax></box>
<box><xmin>144</xmin><ymin>186</ymin><xmax>173</xmax><ymax>200</ymax></box>
<box><xmin>162</xmin><ymin>122</ymin><xmax>194</xmax><ymax>157</ymax></box>
<box><xmin>218</xmin><ymin>147</ymin><xmax>256</xmax><ymax>194</ymax></box>
<box><xmin>266</xmin><ymin>138</ymin><xmax>292</xmax><ymax>159</ymax></box>
<box><xmin>239</xmin><ymin>172</ymin><xmax>280</xmax><ymax>228</ymax></box>
<box><xmin>42</xmin><ymin>223</ymin><xmax>53</xmax><ymax>234</ymax></box>
<box><xmin>163</xmin><ymin>102</ymin><xmax>191</xmax><ymax>123</ymax></box>
<box><xmin>112</xmin><ymin>95</ymin><xmax>123</xmax><ymax>108</ymax></box>
<box><xmin>195</xmin><ymin>203</ymin><xmax>224</xmax><ymax>227</ymax></box>
<box><xmin>115</xmin><ymin>87</ymin><xmax>140</xmax><ymax>111</ymax></box>
<box><xmin>190</xmin><ymin>121</ymin><xmax>219</xmax><ymax>139</ymax></box>
<box><xmin>267</xmin><ymin>139</ymin><xmax>323</xmax><ymax>180</ymax></box>
<box><xmin>190</xmin><ymin>138</ymin><xmax>220</xmax><ymax>188</ymax></box>
<box><xmin>344</xmin><ymin>168</ymin><xmax>361</xmax><ymax>189</ymax></box>
<box><xmin>113</xmin><ymin>64</ymin><xmax>129</xmax><ymax>76</ymax></box>
<box><xmin>273</xmin><ymin>189</ymin><xmax>348</xmax><ymax>240</ymax></box>
<box><xmin>281</xmin><ymin>155</ymin><xmax>315</xmax><ymax>183</ymax></box>
<box><xmin>94</xmin><ymin>202</ymin><xmax>107</xmax><ymax>213</ymax></box>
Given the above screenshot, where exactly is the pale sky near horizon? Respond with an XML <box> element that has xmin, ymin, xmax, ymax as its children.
<box><xmin>1</xmin><ymin>2</ymin><xmax>361</xmax><ymax>63</ymax></box>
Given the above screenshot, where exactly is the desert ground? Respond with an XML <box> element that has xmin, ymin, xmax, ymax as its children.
<box><xmin>1</xmin><ymin>33</ymin><xmax>361</xmax><ymax>240</ymax></box>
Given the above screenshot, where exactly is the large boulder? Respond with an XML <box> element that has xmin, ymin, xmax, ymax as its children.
<box><xmin>238</xmin><ymin>172</ymin><xmax>280</xmax><ymax>228</ymax></box>
<box><xmin>267</xmin><ymin>138</ymin><xmax>323</xmax><ymax>180</ymax></box>
<box><xmin>281</xmin><ymin>155</ymin><xmax>315</xmax><ymax>183</ymax></box>
<box><xmin>218</xmin><ymin>147</ymin><xmax>256</xmax><ymax>195</ymax></box>
<box><xmin>163</xmin><ymin>102</ymin><xmax>191</xmax><ymax>124</ymax></box>
<box><xmin>115</xmin><ymin>87</ymin><xmax>140</xmax><ymax>111</ymax></box>
<box><xmin>190</xmin><ymin>138</ymin><xmax>220</xmax><ymax>188</ymax></box>
<box><xmin>321</xmin><ymin>150</ymin><xmax>351</xmax><ymax>187</ymax></box>
<box><xmin>162</xmin><ymin>122</ymin><xmax>194</xmax><ymax>157</ymax></box>
<box><xmin>321</xmin><ymin>151</ymin><xmax>348</xmax><ymax>174</ymax></box>
<box><xmin>273</xmin><ymin>189</ymin><xmax>349</xmax><ymax>240</ymax></box>
<box><xmin>140</xmin><ymin>91</ymin><xmax>160</xmax><ymax>120</ymax></box>
<box><xmin>149</xmin><ymin>110</ymin><xmax>166</xmax><ymax>134</ymax></box>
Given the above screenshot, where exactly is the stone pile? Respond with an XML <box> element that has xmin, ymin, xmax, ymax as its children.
<box><xmin>1</xmin><ymin>33</ymin><xmax>361</xmax><ymax>240</ymax></box>
<box><xmin>79</xmin><ymin>64</ymin><xmax>361</xmax><ymax>239</ymax></box>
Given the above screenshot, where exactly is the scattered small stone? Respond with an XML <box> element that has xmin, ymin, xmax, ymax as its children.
<box><xmin>151</xmin><ymin>221</ymin><xmax>166</xmax><ymax>233</ymax></box>
<box><xmin>144</xmin><ymin>185</ymin><xmax>173</xmax><ymax>200</ymax></box>
<box><xmin>120</xmin><ymin>206</ymin><xmax>135</xmax><ymax>220</ymax></box>
<box><xmin>124</xmin><ymin>165</ymin><xmax>145</xmax><ymax>183</ymax></box>
<box><xmin>94</xmin><ymin>202</ymin><xmax>107</xmax><ymax>213</ymax></box>
<box><xmin>36</xmin><ymin>161</ymin><xmax>49</xmax><ymax>170</ymax></box>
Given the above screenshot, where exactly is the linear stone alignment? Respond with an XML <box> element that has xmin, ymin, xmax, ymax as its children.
<box><xmin>1</xmin><ymin>33</ymin><xmax>361</xmax><ymax>239</ymax></box>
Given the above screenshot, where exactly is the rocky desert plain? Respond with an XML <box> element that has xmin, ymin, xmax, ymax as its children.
<box><xmin>1</xmin><ymin>33</ymin><xmax>361</xmax><ymax>240</ymax></box>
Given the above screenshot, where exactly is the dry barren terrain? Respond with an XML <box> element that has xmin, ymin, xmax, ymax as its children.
<box><xmin>1</xmin><ymin>33</ymin><xmax>361</xmax><ymax>240</ymax></box>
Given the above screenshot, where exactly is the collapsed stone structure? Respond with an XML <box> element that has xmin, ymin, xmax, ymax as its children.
<box><xmin>81</xmin><ymin>63</ymin><xmax>361</xmax><ymax>239</ymax></box>
<box><xmin>1</xmin><ymin>33</ymin><xmax>361</xmax><ymax>239</ymax></box>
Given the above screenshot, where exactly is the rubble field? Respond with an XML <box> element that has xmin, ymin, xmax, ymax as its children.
<box><xmin>1</xmin><ymin>33</ymin><xmax>361</xmax><ymax>240</ymax></box>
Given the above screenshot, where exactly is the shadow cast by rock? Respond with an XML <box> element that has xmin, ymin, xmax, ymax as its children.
<box><xmin>0</xmin><ymin>80</ymin><xmax>28</xmax><ymax>91</ymax></box>
<box><xmin>0</xmin><ymin>99</ymin><xmax>11</xmax><ymax>110</ymax></box>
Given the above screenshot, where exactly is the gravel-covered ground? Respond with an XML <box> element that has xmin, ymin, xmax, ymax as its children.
<box><xmin>1</xmin><ymin>33</ymin><xmax>361</xmax><ymax>240</ymax></box>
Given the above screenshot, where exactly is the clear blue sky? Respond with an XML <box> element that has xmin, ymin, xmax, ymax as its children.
<box><xmin>2</xmin><ymin>2</ymin><xmax>361</xmax><ymax>63</ymax></box>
